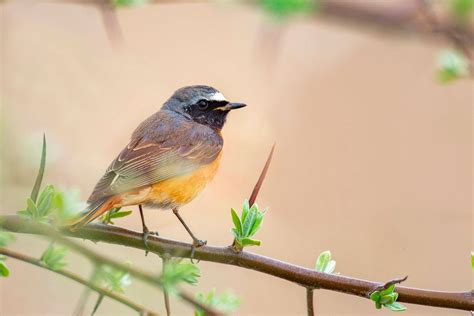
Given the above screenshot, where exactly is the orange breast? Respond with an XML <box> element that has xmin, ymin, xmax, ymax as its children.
<box><xmin>145</xmin><ymin>151</ymin><xmax>222</xmax><ymax>207</ymax></box>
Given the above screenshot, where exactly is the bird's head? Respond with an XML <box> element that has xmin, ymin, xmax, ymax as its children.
<box><xmin>162</xmin><ymin>85</ymin><xmax>246</xmax><ymax>130</ymax></box>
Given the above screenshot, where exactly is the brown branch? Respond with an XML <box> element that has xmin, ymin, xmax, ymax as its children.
<box><xmin>317</xmin><ymin>0</ymin><xmax>473</xmax><ymax>72</ymax></box>
<box><xmin>1</xmin><ymin>216</ymin><xmax>472</xmax><ymax>312</ymax></box>
<box><xmin>317</xmin><ymin>0</ymin><xmax>474</xmax><ymax>39</ymax></box>
<box><xmin>0</xmin><ymin>247</ymin><xmax>160</xmax><ymax>315</ymax></box>
<box><xmin>306</xmin><ymin>288</ymin><xmax>314</xmax><ymax>316</ymax></box>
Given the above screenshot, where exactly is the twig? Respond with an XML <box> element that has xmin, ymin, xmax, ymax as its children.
<box><xmin>0</xmin><ymin>247</ymin><xmax>159</xmax><ymax>315</ymax></box>
<box><xmin>0</xmin><ymin>219</ymin><xmax>221</xmax><ymax>316</ymax></box>
<box><xmin>162</xmin><ymin>256</ymin><xmax>171</xmax><ymax>316</ymax></box>
<box><xmin>306</xmin><ymin>288</ymin><xmax>314</xmax><ymax>316</ymax></box>
<box><xmin>1</xmin><ymin>216</ymin><xmax>472</xmax><ymax>311</ymax></box>
<box><xmin>74</xmin><ymin>287</ymin><xmax>92</xmax><ymax>316</ymax></box>
<box><xmin>91</xmin><ymin>294</ymin><xmax>104</xmax><ymax>315</ymax></box>
<box><xmin>74</xmin><ymin>268</ymin><xmax>100</xmax><ymax>316</ymax></box>
<box><xmin>316</xmin><ymin>0</ymin><xmax>474</xmax><ymax>39</ymax></box>
<box><xmin>98</xmin><ymin>0</ymin><xmax>123</xmax><ymax>47</ymax></box>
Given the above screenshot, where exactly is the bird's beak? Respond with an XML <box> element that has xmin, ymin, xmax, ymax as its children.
<box><xmin>214</xmin><ymin>102</ymin><xmax>247</xmax><ymax>111</ymax></box>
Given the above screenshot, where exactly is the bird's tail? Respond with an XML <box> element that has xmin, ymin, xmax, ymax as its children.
<box><xmin>67</xmin><ymin>197</ymin><xmax>118</xmax><ymax>230</ymax></box>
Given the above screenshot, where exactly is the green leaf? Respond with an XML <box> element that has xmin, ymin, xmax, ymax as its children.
<box><xmin>240</xmin><ymin>238</ymin><xmax>261</xmax><ymax>247</ymax></box>
<box><xmin>471</xmin><ymin>251</ymin><xmax>473</xmax><ymax>269</ymax></box>
<box><xmin>260</xmin><ymin>0</ymin><xmax>318</xmax><ymax>19</ymax></box>
<box><xmin>0</xmin><ymin>230</ymin><xmax>15</xmax><ymax>247</ymax></box>
<box><xmin>95</xmin><ymin>265</ymin><xmax>131</xmax><ymax>293</ymax></box>
<box><xmin>230</xmin><ymin>208</ymin><xmax>242</xmax><ymax>235</ymax></box>
<box><xmin>37</xmin><ymin>185</ymin><xmax>55</xmax><ymax>217</ymax></box>
<box><xmin>324</xmin><ymin>260</ymin><xmax>336</xmax><ymax>274</ymax></box>
<box><xmin>370</xmin><ymin>291</ymin><xmax>381</xmax><ymax>302</ymax></box>
<box><xmin>16</xmin><ymin>210</ymin><xmax>30</xmax><ymax>217</ymax></box>
<box><xmin>437</xmin><ymin>50</ymin><xmax>469</xmax><ymax>83</ymax></box>
<box><xmin>20</xmin><ymin>185</ymin><xmax>84</xmax><ymax>223</ymax></box>
<box><xmin>40</xmin><ymin>244</ymin><xmax>68</xmax><ymax>271</ymax></box>
<box><xmin>231</xmin><ymin>200</ymin><xmax>267</xmax><ymax>251</ymax></box>
<box><xmin>451</xmin><ymin>0</ymin><xmax>474</xmax><ymax>22</ymax></box>
<box><xmin>380</xmin><ymin>293</ymin><xmax>396</xmax><ymax>305</ymax></box>
<box><xmin>380</xmin><ymin>284</ymin><xmax>396</xmax><ymax>297</ymax></box>
<box><xmin>195</xmin><ymin>288</ymin><xmax>240</xmax><ymax>316</ymax></box>
<box><xmin>0</xmin><ymin>261</ymin><xmax>10</xmax><ymax>277</ymax></box>
<box><xmin>230</xmin><ymin>228</ymin><xmax>240</xmax><ymax>239</ymax></box>
<box><xmin>385</xmin><ymin>302</ymin><xmax>407</xmax><ymax>311</ymax></box>
<box><xmin>315</xmin><ymin>250</ymin><xmax>330</xmax><ymax>272</ymax></box>
<box><xmin>242</xmin><ymin>208</ymin><xmax>257</xmax><ymax>237</ymax></box>
<box><xmin>101</xmin><ymin>208</ymin><xmax>132</xmax><ymax>225</ymax></box>
<box><xmin>110</xmin><ymin>210</ymin><xmax>132</xmax><ymax>219</ymax></box>
<box><xmin>30</xmin><ymin>134</ymin><xmax>46</xmax><ymax>203</ymax></box>
<box><xmin>112</xmin><ymin>0</ymin><xmax>149</xmax><ymax>7</ymax></box>
<box><xmin>248</xmin><ymin>209</ymin><xmax>265</xmax><ymax>237</ymax></box>
<box><xmin>160</xmin><ymin>261</ymin><xmax>200</xmax><ymax>292</ymax></box>
<box><xmin>26</xmin><ymin>198</ymin><xmax>38</xmax><ymax>218</ymax></box>
<box><xmin>315</xmin><ymin>250</ymin><xmax>337</xmax><ymax>274</ymax></box>
<box><xmin>370</xmin><ymin>285</ymin><xmax>406</xmax><ymax>312</ymax></box>
<box><xmin>241</xmin><ymin>200</ymin><xmax>250</xmax><ymax>224</ymax></box>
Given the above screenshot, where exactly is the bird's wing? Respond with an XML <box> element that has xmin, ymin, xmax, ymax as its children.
<box><xmin>87</xmin><ymin>120</ymin><xmax>222</xmax><ymax>203</ymax></box>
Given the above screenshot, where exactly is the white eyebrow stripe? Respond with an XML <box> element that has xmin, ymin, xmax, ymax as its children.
<box><xmin>209</xmin><ymin>92</ymin><xmax>226</xmax><ymax>101</ymax></box>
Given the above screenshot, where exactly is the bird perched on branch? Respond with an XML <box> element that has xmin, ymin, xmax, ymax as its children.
<box><xmin>69</xmin><ymin>85</ymin><xmax>246</xmax><ymax>251</ymax></box>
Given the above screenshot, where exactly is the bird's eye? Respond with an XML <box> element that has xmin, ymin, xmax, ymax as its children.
<box><xmin>197</xmin><ymin>100</ymin><xmax>208</xmax><ymax>110</ymax></box>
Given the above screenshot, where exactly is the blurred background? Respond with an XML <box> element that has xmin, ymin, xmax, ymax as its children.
<box><xmin>1</xmin><ymin>0</ymin><xmax>472</xmax><ymax>315</ymax></box>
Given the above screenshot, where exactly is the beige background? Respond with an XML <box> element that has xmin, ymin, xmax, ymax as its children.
<box><xmin>1</xmin><ymin>1</ymin><xmax>472</xmax><ymax>315</ymax></box>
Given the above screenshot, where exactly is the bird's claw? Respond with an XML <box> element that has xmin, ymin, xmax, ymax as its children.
<box><xmin>190</xmin><ymin>239</ymin><xmax>206</xmax><ymax>264</ymax></box>
<box><xmin>142</xmin><ymin>228</ymin><xmax>159</xmax><ymax>256</ymax></box>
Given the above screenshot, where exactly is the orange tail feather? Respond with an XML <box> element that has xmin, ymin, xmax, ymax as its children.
<box><xmin>68</xmin><ymin>197</ymin><xmax>119</xmax><ymax>229</ymax></box>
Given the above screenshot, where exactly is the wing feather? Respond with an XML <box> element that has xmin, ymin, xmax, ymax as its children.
<box><xmin>87</xmin><ymin>114</ymin><xmax>222</xmax><ymax>203</ymax></box>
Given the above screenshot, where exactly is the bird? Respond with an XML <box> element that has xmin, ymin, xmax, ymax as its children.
<box><xmin>69</xmin><ymin>85</ymin><xmax>246</xmax><ymax>250</ymax></box>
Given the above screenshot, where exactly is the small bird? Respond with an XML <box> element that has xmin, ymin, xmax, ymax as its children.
<box><xmin>70</xmin><ymin>85</ymin><xmax>246</xmax><ymax>249</ymax></box>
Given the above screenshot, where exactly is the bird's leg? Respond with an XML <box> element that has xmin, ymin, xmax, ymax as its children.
<box><xmin>172</xmin><ymin>208</ymin><xmax>206</xmax><ymax>262</ymax></box>
<box><xmin>139</xmin><ymin>204</ymin><xmax>158</xmax><ymax>255</ymax></box>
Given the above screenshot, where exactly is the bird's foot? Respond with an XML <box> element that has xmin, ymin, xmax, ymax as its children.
<box><xmin>142</xmin><ymin>227</ymin><xmax>159</xmax><ymax>256</ymax></box>
<box><xmin>189</xmin><ymin>238</ymin><xmax>207</xmax><ymax>264</ymax></box>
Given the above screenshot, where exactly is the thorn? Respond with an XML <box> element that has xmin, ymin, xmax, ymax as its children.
<box><xmin>249</xmin><ymin>144</ymin><xmax>275</xmax><ymax>207</ymax></box>
<box><xmin>374</xmin><ymin>275</ymin><xmax>408</xmax><ymax>292</ymax></box>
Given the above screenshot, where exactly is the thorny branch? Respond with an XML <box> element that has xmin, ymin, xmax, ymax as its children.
<box><xmin>1</xmin><ymin>145</ymin><xmax>473</xmax><ymax>313</ymax></box>
<box><xmin>1</xmin><ymin>216</ymin><xmax>472</xmax><ymax>312</ymax></box>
